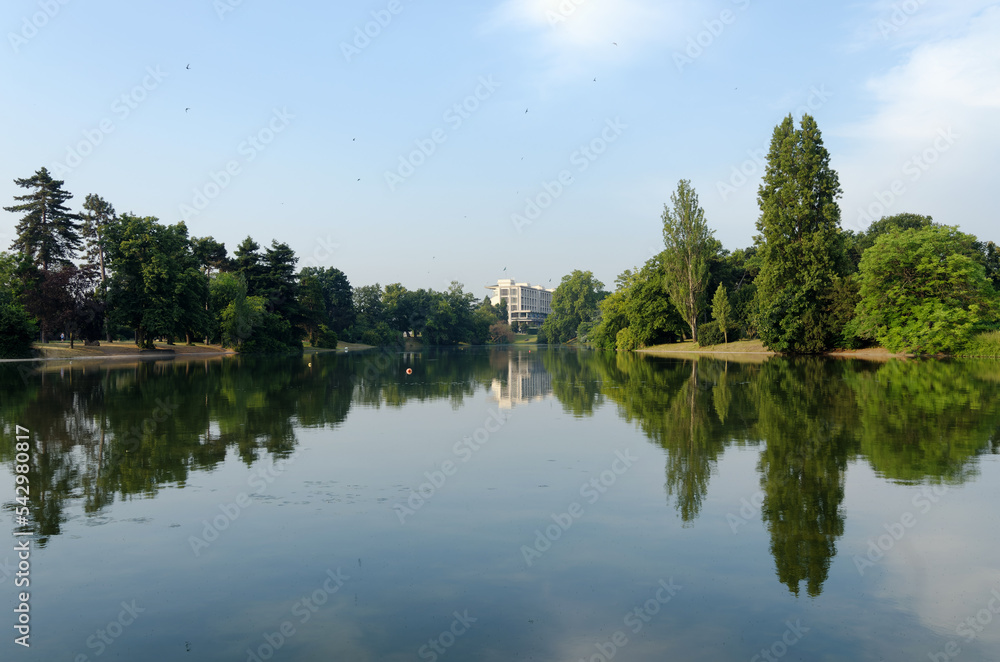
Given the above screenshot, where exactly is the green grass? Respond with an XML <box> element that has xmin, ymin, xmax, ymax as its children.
<box><xmin>513</xmin><ymin>333</ymin><xmax>538</xmax><ymax>344</ymax></box>
<box><xmin>957</xmin><ymin>330</ymin><xmax>1000</xmax><ymax>357</ymax></box>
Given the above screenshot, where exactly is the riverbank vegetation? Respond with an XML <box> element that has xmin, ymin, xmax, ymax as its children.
<box><xmin>0</xmin><ymin>168</ymin><xmax>514</xmax><ymax>357</ymax></box>
<box><xmin>572</xmin><ymin>115</ymin><xmax>999</xmax><ymax>356</ymax></box>
<box><xmin>2</xmin><ymin>114</ymin><xmax>997</xmax><ymax>358</ymax></box>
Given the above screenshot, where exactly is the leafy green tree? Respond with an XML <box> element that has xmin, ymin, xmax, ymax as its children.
<box><xmin>353</xmin><ymin>284</ymin><xmax>385</xmax><ymax>329</ymax></box>
<box><xmin>716</xmin><ymin>247</ymin><xmax>760</xmax><ymax>339</ymax></box>
<box><xmin>591</xmin><ymin>256</ymin><xmax>685</xmax><ymax>350</ymax></box>
<box><xmin>220</xmin><ymin>291</ymin><xmax>265</xmax><ymax>350</ymax></box>
<box><xmin>754</xmin><ymin>114</ymin><xmax>846</xmax><ymax>352</ymax></box>
<box><xmin>0</xmin><ymin>288</ymin><xmax>36</xmax><ymax>358</ymax></box>
<box><xmin>175</xmin><ymin>256</ymin><xmax>211</xmax><ymax>345</ymax></box>
<box><xmin>473</xmin><ymin>297</ymin><xmax>504</xmax><ymax>343</ymax></box>
<box><xmin>299</xmin><ymin>266</ymin><xmax>354</xmax><ymax>335</ymax></box>
<box><xmin>849</xmin><ymin>225</ymin><xmax>998</xmax><ymax>354</ymax></box>
<box><xmin>104</xmin><ymin>215</ymin><xmax>208</xmax><ymax>348</ymax></box>
<box><xmin>974</xmin><ymin>239</ymin><xmax>1000</xmax><ymax>289</ymax></box>
<box><xmin>541</xmin><ymin>270</ymin><xmax>605</xmax><ymax>343</ymax></box>
<box><xmin>850</xmin><ymin>213</ymin><xmax>934</xmax><ymax>269</ymax></box>
<box><xmin>348</xmin><ymin>283</ymin><xmax>398</xmax><ymax>345</ymax></box>
<box><xmin>827</xmin><ymin>275</ymin><xmax>862</xmax><ymax>348</ymax></box>
<box><xmin>423</xmin><ymin>293</ymin><xmax>457</xmax><ymax>345</ymax></box>
<box><xmin>661</xmin><ymin>179</ymin><xmax>716</xmax><ymax>341</ymax></box>
<box><xmin>5</xmin><ymin>167</ymin><xmax>82</xmax><ymax>271</ymax></box>
<box><xmin>443</xmin><ymin>281</ymin><xmax>477</xmax><ymax>343</ymax></box>
<box><xmin>209</xmin><ymin>272</ymin><xmax>270</xmax><ymax>349</ymax></box>
<box><xmin>382</xmin><ymin>283</ymin><xmax>412</xmax><ymax>334</ymax></box>
<box><xmin>298</xmin><ymin>273</ymin><xmax>327</xmax><ymax>345</ymax></box>
<box><xmin>711</xmin><ymin>283</ymin><xmax>732</xmax><ymax>344</ymax></box>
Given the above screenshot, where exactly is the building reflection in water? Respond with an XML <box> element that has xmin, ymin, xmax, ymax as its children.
<box><xmin>490</xmin><ymin>351</ymin><xmax>553</xmax><ymax>409</ymax></box>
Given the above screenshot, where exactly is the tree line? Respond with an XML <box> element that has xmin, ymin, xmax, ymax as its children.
<box><xmin>3</xmin><ymin>113</ymin><xmax>997</xmax><ymax>358</ymax></box>
<box><xmin>537</xmin><ymin>114</ymin><xmax>1000</xmax><ymax>355</ymax></box>
<box><xmin>0</xmin><ymin>168</ymin><xmax>515</xmax><ymax>357</ymax></box>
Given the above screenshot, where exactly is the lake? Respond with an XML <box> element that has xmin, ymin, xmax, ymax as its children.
<box><xmin>2</xmin><ymin>347</ymin><xmax>999</xmax><ymax>661</ymax></box>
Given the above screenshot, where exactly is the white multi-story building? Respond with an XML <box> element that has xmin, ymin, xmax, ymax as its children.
<box><xmin>485</xmin><ymin>278</ymin><xmax>555</xmax><ymax>326</ymax></box>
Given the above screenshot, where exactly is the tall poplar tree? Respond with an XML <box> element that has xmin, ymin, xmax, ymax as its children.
<box><xmin>661</xmin><ymin>179</ymin><xmax>715</xmax><ymax>341</ymax></box>
<box><xmin>4</xmin><ymin>167</ymin><xmax>82</xmax><ymax>271</ymax></box>
<box><xmin>754</xmin><ymin>114</ymin><xmax>846</xmax><ymax>353</ymax></box>
<box><xmin>712</xmin><ymin>283</ymin><xmax>732</xmax><ymax>344</ymax></box>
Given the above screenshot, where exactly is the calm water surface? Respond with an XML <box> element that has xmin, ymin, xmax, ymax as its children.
<box><xmin>1</xmin><ymin>347</ymin><xmax>999</xmax><ymax>661</ymax></box>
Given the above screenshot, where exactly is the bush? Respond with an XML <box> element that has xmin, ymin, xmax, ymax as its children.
<box><xmin>359</xmin><ymin>321</ymin><xmax>399</xmax><ymax>347</ymax></box>
<box><xmin>312</xmin><ymin>324</ymin><xmax>338</xmax><ymax>349</ymax></box>
<box><xmin>488</xmin><ymin>322</ymin><xmax>514</xmax><ymax>344</ymax></box>
<box><xmin>0</xmin><ymin>294</ymin><xmax>36</xmax><ymax>358</ymax></box>
<box><xmin>615</xmin><ymin>326</ymin><xmax>642</xmax><ymax>351</ymax></box>
<box><xmin>697</xmin><ymin>321</ymin><xmax>725</xmax><ymax>347</ymax></box>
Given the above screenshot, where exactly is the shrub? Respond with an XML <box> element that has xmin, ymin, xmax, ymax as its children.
<box><xmin>0</xmin><ymin>294</ymin><xmax>36</xmax><ymax>358</ymax></box>
<box><xmin>697</xmin><ymin>321</ymin><xmax>725</xmax><ymax>347</ymax></box>
<box><xmin>312</xmin><ymin>324</ymin><xmax>338</xmax><ymax>349</ymax></box>
<box><xmin>488</xmin><ymin>322</ymin><xmax>514</xmax><ymax>344</ymax></box>
<box><xmin>615</xmin><ymin>326</ymin><xmax>642</xmax><ymax>351</ymax></box>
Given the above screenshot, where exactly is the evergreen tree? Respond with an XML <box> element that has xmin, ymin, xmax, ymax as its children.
<box><xmin>299</xmin><ymin>266</ymin><xmax>354</xmax><ymax>335</ymax></box>
<box><xmin>80</xmin><ymin>194</ymin><xmax>116</xmax><ymax>341</ymax></box>
<box><xmin>233</xmin><ymin>237</ymin><xmax>265</xmax><ymax>295</ymax></box>
<box><xmin>80</xmin><ymin>194</ymin><xmax>116</xmax><ymax>289</ymax></box>
<box><xmin>4</xmin><ymin>167</ymin><xmax>82</xmax><ymax>271</ymax></box>
<box><xmin>260</xmin><ymin>240</ymin><xmax>300</xmax><ymax>326</ymax></box>
<box><xmin>191</xmin><ymin>236</ymin><xmax>231</xmax><ymax>275</ymax></box>
<box><xmin>754</xmin><ymin>114</ymin><xmax>846</xmax><ymax>353</ymax></box>
<box><xmin>661</xmin><ymin>179</ymin><xmax>716</xmax><ymax>341</ymax></box>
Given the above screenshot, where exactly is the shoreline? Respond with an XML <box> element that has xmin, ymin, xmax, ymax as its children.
<box><xmin>0</xmin><ymin>341</ymin><xmax>377</xmax><ymax>364</ymax></box>
<box><xmin>637</xmin><ymin>340</ymin><xmax>911</xmax><ymax>362</ymax></box>
<box><xmin>4</xmin><ymin>340</ymin><xmax>991</xmax><ymax>365</ymax></box>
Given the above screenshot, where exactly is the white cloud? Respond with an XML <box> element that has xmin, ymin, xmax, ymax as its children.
<box><xmin>837</xmin><ymin>5</ymin><xmax>1000</xmax><ymax>232</ymax></box>
<box><xmin>849</xmin><ymin>0</ymin><xmax>997</xmax><ymax>51</ymax></box>
<box><xmin>485</xmin><ymin>0</ymin><xmax>685</xmax><ymax>79</ymax></box>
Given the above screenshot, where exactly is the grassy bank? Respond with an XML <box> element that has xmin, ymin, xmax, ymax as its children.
<box><xmin>637</xmin><ymin>339</ymin><xmax>913</xmax><ymax>362</ymax></box>
<box><xmin>957</xmin><ymin>330</ymin><xmax>1000</xmax><ymax>357</ymax></box>
<box><xmin>641</xmin><ymin>339</ymin><xmax>772</xmax><ymax>354</ymax></box>
<box><xmin>32</xmin><ymin>342</ymin><xmax>235</xmax><ymax>359</ymax></box>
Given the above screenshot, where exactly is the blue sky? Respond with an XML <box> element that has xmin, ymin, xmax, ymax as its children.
<box><xmin>1</xmin><ymin>0</ymin><xmax>997</xmax><ymax>296</ymax></box>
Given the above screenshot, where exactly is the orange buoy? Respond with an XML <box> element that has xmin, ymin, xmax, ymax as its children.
<box><xmin>406</xmin><ymin>368</ymin><xmax>412</xmax><ymax>375</ymax></box>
